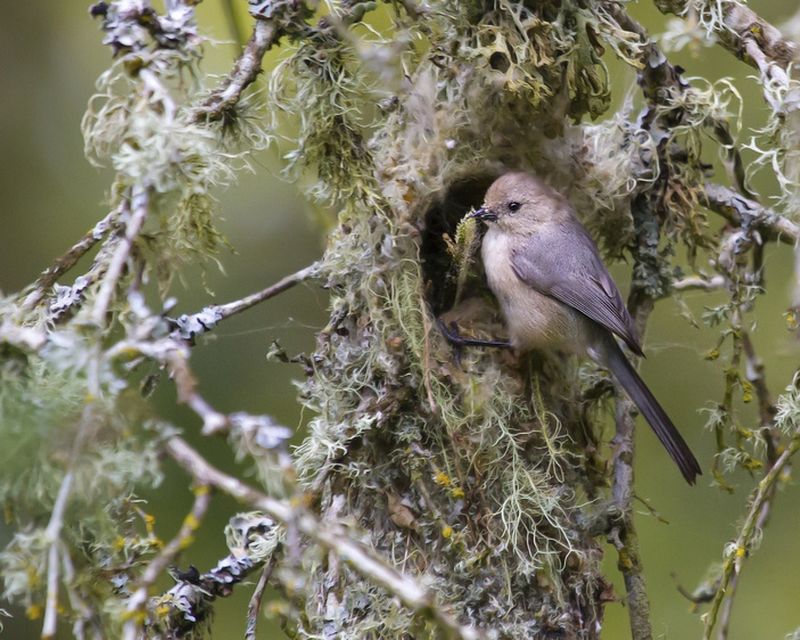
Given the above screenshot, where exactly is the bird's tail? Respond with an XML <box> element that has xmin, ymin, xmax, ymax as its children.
<box><xmin>600</xmin><ymin>335</ymin><xmax>702</xmax><ymax>484</ymax></box>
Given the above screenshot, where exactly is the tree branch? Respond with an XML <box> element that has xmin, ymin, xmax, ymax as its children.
<box><xmin>20</xmin><ymin>208</ymin><xmax>119</xmax><ymax>312</ymax></box>
<box><xmin>672</xmin><ymin>274</ymin><xmax>726</xmax><ymax>291</ymax></box>
<box><xmin>653</xmin><ymin>0</ymin><xmax>799</xmax><ymax>76</ymax></box>
<box><xmin>170</xmin><ymin>261</ymin><xmax>321</xmax><ymax>342</ymax></box>
<box><xmin>702</xmin><ymin>183</ymin><xmax>800</xmax><ymax>244</ymax></box>
<box><xmin>91</xmin><ymin>186</ymin><xmax>149</xmax><ymax>326</ymax></box>
<box><xmin>702</xmin><ymin>422</ymin><xmax>800</xmax><ymax>638</ymax></box>
<box><xmin>122</xmin><ymin>484</ymin><xmax>212</xmax><ymax>640</ymax></box>
<box><xmin>195</xmin><ymin>18</ymin><xmax>281</xmax><ymax>123</ymax></box>
<box><xmin>165</xmin><ymin>436</ymin><xmax>483</xmax><ymax>640</ymax></box>
<box><xmin>244</xmin><ymin>554</ymin><xmax>278</xmax><ymax>640</ymax></box>
<box><xmin>611</xmin><ymin>299</ymin><xmax>655</xmax><ymax>640</ymax></box>
<box><xmin>41</xmin><ymin>362</ymin><xmax>101</xmax><ymax>639</ymax></box>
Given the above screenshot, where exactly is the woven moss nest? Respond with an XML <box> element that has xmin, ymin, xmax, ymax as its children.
<box><xmin>272</xmin><ymin>2</ymin><xmax>659</xmax><ymax>636</ymax></box>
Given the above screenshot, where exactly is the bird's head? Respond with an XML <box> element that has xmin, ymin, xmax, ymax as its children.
<box><xmin>468</xmin><ymin>171</ymin><xmax>565</xmax><ymax>233</ymax></box>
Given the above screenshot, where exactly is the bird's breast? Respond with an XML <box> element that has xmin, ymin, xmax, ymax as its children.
<box><xmin>481</xmin><ymin>230</ymin><xmax>585</xmax><ymax>353</ymax></box>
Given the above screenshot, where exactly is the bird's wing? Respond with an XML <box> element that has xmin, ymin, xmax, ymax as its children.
<box><xmin>510</xmin><ymin>221</ymin><xmax>643</xmax><ymax>356</ymax></box>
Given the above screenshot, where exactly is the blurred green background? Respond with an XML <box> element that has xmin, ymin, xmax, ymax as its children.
<box><xmin>1</xmin><ymin>2</ymin><xmax>798</xmax><ymax>638</ymax></box>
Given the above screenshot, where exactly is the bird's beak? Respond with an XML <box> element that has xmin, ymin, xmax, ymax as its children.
<box><xmin>467</xmin><ymin>207</ymin><xmax>497</xmax><ymax>222</ymax></box>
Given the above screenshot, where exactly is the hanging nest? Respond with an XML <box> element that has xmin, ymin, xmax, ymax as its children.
<box><xmin>264</xmin><ymin>1</ymin><xmax>677</xmax><ymax>637</ymax></box>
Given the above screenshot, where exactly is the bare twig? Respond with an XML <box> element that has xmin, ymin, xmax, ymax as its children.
<box><xmin>20</xmin><ymin>208</ymin><xmax>119</xmax><ymax>312</ymax></box>
<box><xmin>60</xmin><ymin>545</ymin><xmax>101</xmax><ymax>640</ymax></box>
<box><xmin>170</xmin><ymin>262</ymin><xmax>320</xmax><ymax>342</ymax></box>
<box><xmin>702</xmin><ymin>183</ymin><xmax>800</xmax><ymax>244</ymax></box>
<box><xmin>715</xmin><ymin>462</ymin><xmax>777</xmax><ymax>640</ymax></box>
<box><xmin>741</xmin><ymin>333</ymin><xmax>777</xmax><ymax>443</ymax></box>
<box><xmin>611</xmin><ymin>298</ymin><xmax>655</xmax><ymax>640</ymax></box>
<box><xmin>710</xmin><ymin>332</ymin><xmax>779</xmax><ymax>639</ymax></box>
<box><xmin>92</xmin><ymin>186</ymin><xmax>149</xmax><ymax>326</ymax></box>
<box><xmin>244</xmin><ymin>555</ymin><xmax>278</xmax><ymax>640</ymax></box>
<box><xmin>703</xmin><ymin>428</ymin><xmax>800</xmax><ymax>638</ymax></box>
<box><xmin>596</xmin><ymin>8</ymin><xmax>690</xmax><ymax>636</ymax></box>
<box><xmin>195</xmin><ymin>19</ymin><xmax>280</xmax><ymax>123</ymax></box>
<box><xmin>165</xmin><ymin>436</ymin><xmax>483</xmax><ymax>640</ymax></box>
<box><xmin>41</xmin><ymin>358</ymin><xmax>101</xmax><ymax>639</ymax></box>
<box><xmin>653</xmin><ymin>0</ymin><xmax>799</xmax><ymax>76</ymax></box>
<box><xmin>122</xmin><ymin>484</ymin><xmax>212</xmax><ymax>640</ymax></box>
<box><xmin>166</xmin><ymin>348</ymin><xmax>228</xmax><ymax>434</ymax></box>
<box><xmin>673</xmin><ymin>274</ymin><xmax>726</xmax><ymax>291</ymax></box>
<box><xmin>41</xmin><ymin>471</ymin><xmax>76</xmax><ymax>640</ymax></box>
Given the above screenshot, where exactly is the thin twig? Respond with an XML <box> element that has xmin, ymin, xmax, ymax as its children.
<box><xmin>20</xmin><ymin>208</ymin><xmax>119</xmax><ymax>312</ymax></box>
<box><xmin>92</xmin><ymin>186</ymin><xmax>149</xmax><ymax>326</ymax></box>
<box><xmin>165</xmin><ymin>436</ymin><xmax>483</xmax><ymax>640</ymax></box>
<box><xmin>611</xmin><ymin>298</ymin><xmax>655</xmax><ymax>640</ymax></box>
<box><xmin>60</xmin><ymin>544</ymin><xmax>101</xmax><ymax>640</ymax></box>
<box><xmin>653</xmin><ymin>0</ymin><xmax>798</xmax><ymax>74</ymax></box>
<box><xmin>716</xmin><ymin>465</ymin><xmax>777</xmax><ymax>640</ymax></box>
<box><xmin>604</xmin><ymin>4</ymin><xmax>751</xmax><ymax>196</ymax></box>
<box><xmin>122</xmin><ymin>484</ymin><xmax>212</xmax><ymax>640</ymax></box>
<box><xmin>170</xmin><ymin>262</ymin><xmax>320</xmax><ymax>342</ymax></box>
<box><xmin>166</xmin><ymin>348</ymin><xmax>228</xmax><ymax>434</ymax></box>
<box><xmin>703</xmin><ymin>430</ymin><xmax>800</xmax><ymax>638</ymax></box>
<box><xmin>194</xmin><ymin>19</ymin><xmax>280</xmax><ymax>123</ymax></box>
<box><xmin>711</xmin><ymin>332</ymin><xmax>779</xmax><ymax>639</ymax></box>
<box><xmin>598</xmin><ymin>8</ymin><xmax>686</xmax><ymax>635</ymax></box>
<box><xmin>702</xmin><ymin>183</ymin><xmax>800</xmax><ymax>244</ymax></box>
<box><xmin>42</xmin><ymin>472</ymin><xmax>75</xmax><ymax>640</ymax></box>
<box><xmin>41</xmin><ymin>357</ymin><xmax>101</xmax><ymax>639</ymax></box>
<box><xmin>741</xmin><ymin>332</ymin><xmax>777</xmax><ymax>453</ymax></box>
<box><xmin>244</xmin><ymin>554</ymin><xmax>278</xmax><ymax>640</ymax></box>
<box><xmin>672</xmin><ymin>274</ymin><xmax>726</xmax><ymax>292</ymax></box>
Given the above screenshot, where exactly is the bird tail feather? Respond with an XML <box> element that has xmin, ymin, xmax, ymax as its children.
<box><xmin>602</xmin><ymin>336</ymin><xmax>701</xmax><ymax>484</ymax></box>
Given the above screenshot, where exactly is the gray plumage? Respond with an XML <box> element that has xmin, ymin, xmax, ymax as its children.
<box><xmin>473</xmin><ymin>172</ymin><xmax>701</xmax><ymax>484</ymax></box>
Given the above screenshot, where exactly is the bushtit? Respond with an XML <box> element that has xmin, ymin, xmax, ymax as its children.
<box><xmin>459</xmin><ymin>171</ymin><xmax>701</xmax><ymax>484</ymax></box>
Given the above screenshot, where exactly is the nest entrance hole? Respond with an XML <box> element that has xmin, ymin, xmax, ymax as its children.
<box><xmin>420</xmin><ymin>174</ymin><xmax>497</xmax><ymax>316</ymax></box>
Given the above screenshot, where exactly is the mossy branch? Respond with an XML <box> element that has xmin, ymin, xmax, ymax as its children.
<box><xmin>5</xmin><ymin>0</ymin><xmax>800</xmax><ymax>638</ymax></box>
<box><xmin>702</xmin><ymin>402</ymin><xmax>800</xmax><ymax>638</ymax></box>
<box><xmin>653</xmin><ymin>0</ymin><xmax>799</xmax><ymax>74</ymax></box>
<box><xmin>165</xmin><ymin>436</ymin><xmax>484</xmax><ymax>640</ymax></box>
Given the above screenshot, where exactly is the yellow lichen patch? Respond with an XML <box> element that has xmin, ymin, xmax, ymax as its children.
<box><xmin>26</xmin><ymin>604</ymin><xmax>43</xmax><ymax>620</ymax></box>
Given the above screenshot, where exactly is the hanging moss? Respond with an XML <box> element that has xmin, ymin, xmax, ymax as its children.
<box><xmin>279</xmin><ymin>2</ymin><xmax>664</xmax><ymax>635</ymax></box>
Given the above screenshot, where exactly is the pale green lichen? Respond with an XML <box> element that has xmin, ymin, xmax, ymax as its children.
<box><xmin>279</xmin><ymin>2</ymin><xmax>631</xmax><ymax>634</ymax></box>
<box><xmin>3</xmin><ymin>0</ymin><xmax>796</xmax><ymax>637</ymax></box>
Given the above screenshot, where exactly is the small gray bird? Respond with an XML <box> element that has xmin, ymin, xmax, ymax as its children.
<box><xmin>462</xmin><ymin>171</ymin><xmax>701</xmax><ymax>484</ymax></box>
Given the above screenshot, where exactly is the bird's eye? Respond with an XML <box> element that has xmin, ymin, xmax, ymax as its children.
<box><xmin>508</xmin><ymin>201</ymin><xmax>521</xmax><ymax>212</ymax></box>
